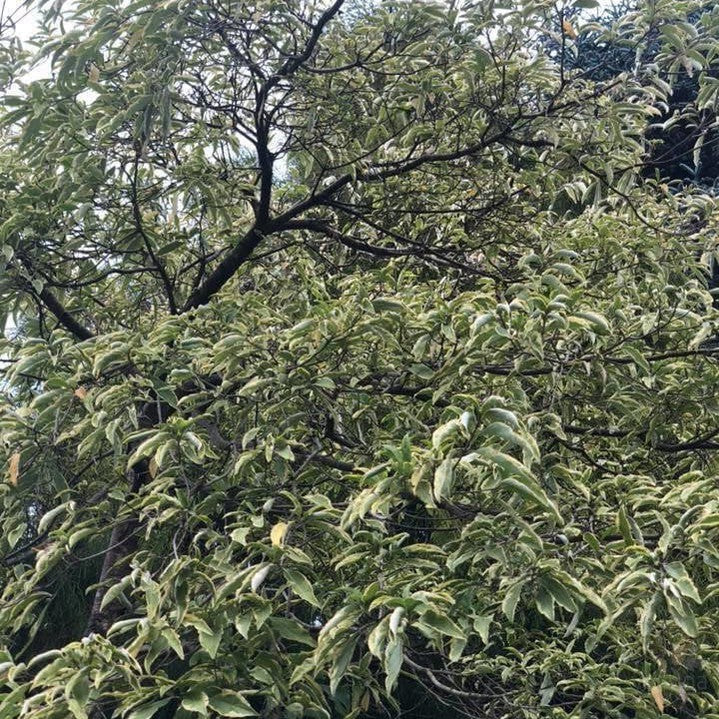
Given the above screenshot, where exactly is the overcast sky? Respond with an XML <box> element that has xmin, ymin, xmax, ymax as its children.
<box><xmin>3</xmin><ymin>0</ymin><xmax>614</xmax><ymax>46</ymax></box>
<box><xmin>2</xmin><ymin>1</ymin><xmax>38</xmax><ymax>41</ymax></box>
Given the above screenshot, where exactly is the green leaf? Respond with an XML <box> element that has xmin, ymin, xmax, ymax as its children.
<box><xmin>535</xmin><ymin>586</ymin><xmax>555</xmax><ymax>621</ymax></box>
<box><xmin>284</xmin><ymin>568</ymin><xmax>320</xmax><ymax>607</ymax></box>
<box><xmin>417</xmin><ymin>610</ymin><xmax>465</xmax><ymax>639</ymax></box>
<box><xmin>433</xmin><ymin>458</ymin><xmax>454</xmax><ymax>502</ymax></box>
<box><xmin>502</xmin><ymin>580</ymin><xmax>526</xmax><ymax>623</ymax></box>
<box><xmin>541</xmin><ymin>575</ymin><xmax>577</xmax><ymax>613</ymax></box>
<box><xmin>268</xmin><ymin>617</ymin><xmax>315</xmax><ymax>647</ymax></box>
<box><xmin>665</xmin><ymin>562</ymin><xmax>701</xmax><ymax>603</ymax></box>
<box><xmin>329</xmin><ymin>636</ymin><xmax>358</xmax><ymax>695</ymax></box>
<box><xmin>573</xmin><ymin>311</ymin><xmax>609</xmax><ymax>333</ymax></box>
<box><xmin>666</xmin><ymin>594</ymin><xmax>699</xmax><ymax>637</ymax></box>
<box><xmin>641</xmin><ymin>591</ymin><xmax>663</xmax><ymax>651</ymax></box>
<box><xmin>432</xmin><ymin>419</ymin><xmax>462</xmax><ymax>448</ymax></box>
<box><xmin>471</xmin><ymin>446</ymin><xmax>532</xmax><ymax>481</ymax></box>
<box><xmin>384</xmin><ymin>638</ymin><xmax>403</xmax><ymax>693</ymax></box>
<box><xmin>616</xmin><ymin>505</ymin><xmax>634</xmax><ymax>546</ymax></box>
<box><xmin>496</xmin><ymin>471</ymin><xmax>561</xmax><ymax>521</ymax></box>
<box><xmin>182</xmin><ymin>689</ymin><xmax>209</xmax><ymax>714</ymax></box>
<box><xmin>207</xmin><ymin>691</ymin><xmax>258</xmax><ymax>717</ymax></box>
<box><xmin>473</xmin><ymin>614</ymin><xmax>493</xmax><ymax>644</ymax></box>
<box><xmin>37</xmin><ymin>502</ymin><xmax>72</xmax><ymax>534</ymax></box>
<box><xmin>65</xmin><ymin>671</ymin><xmax>90</xmax><ymax>719</ymax></box>
<box><xmin>198</xmin><ymin>628</ymin><xmax>222</xmax><ymax>659</ymax></box>
<box><xmin>128</xmin><ymin>700</ymin><xmax>171</xmax><ymax>719</ymax></box>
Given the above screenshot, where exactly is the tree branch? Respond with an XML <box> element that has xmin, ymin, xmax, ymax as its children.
<box><xmin>38</xmin><ymin>286</ymin><xmax>94</xmax><ymax>341</ymax></box>
<box><xmin>130</xmin><ymin>153</ymin><xmax>178</xmax><ymax>314</ymax></box>
<box><xmin>183</xmin><ymin>226</ymin><xmax>264</xmax><ymax>310</ymax></box>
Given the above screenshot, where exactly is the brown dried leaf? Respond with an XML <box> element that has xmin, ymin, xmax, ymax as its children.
<box><xmin>651</xmin><ymin>685</ymin><xmax>665</xmax><ymax>713</ymax></box>
<box><xmin>8</xmin><ymin>452</ymin><xmax>20</xmax><ymax>486</ymax></box>
<box><xmin>562</xmin><ymin>19</ymin><xmax>578</xmax><ymax>39</ymax></box>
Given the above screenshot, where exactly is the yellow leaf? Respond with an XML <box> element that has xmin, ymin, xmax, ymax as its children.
<box><xmin>8</xmin><ymin>452</ymin><xmax>20</xmax><ymax>486</ymax></box>
<box><xmin>270</xmin><ymin>521</ymin><xmax>288</xmax><ymax>547</ymax></box>
<box><xmin>562</xmin><ymin>19</ymin><xmax>578</xmax><ymax>39</ymax></box>
<box><xmin>74</xmin><ymin>386</ymin><xmax>87</xmax><ymax>400</ymax></box>
<box><xmin>651</xmin><ymin>685</ymin><xmax>664</xmax><ymax>713</ymax></box>
<box><xmin>149</xmin><ymin>458</ymin><xmax>158</xmax><ymax>478</ymax></box>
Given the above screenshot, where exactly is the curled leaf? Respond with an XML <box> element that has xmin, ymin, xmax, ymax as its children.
<box><xmin>270</xmin><ymin>521</ymin><xmax>288</xmax><ymax>547</ymax></box>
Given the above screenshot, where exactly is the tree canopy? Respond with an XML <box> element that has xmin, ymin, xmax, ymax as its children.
<box><xmin>552</xmin><ymin>0</ymin><xmax>719</xmax><ymax>187</ymax></box>
<box><xmin>3</xmin><ymin>1</ymin><xmax>719</xmax><ymax>718</ymax></box>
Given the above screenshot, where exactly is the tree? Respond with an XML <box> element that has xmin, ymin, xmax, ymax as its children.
<box><xmin>549</xmin><ymin>0</ymin><xmax>719</xmax><ymax>187</ymax></box>
<box><xmin>2</xmin><ymin>1</ymin><xmax>719</xmax><ymax>718</ymax></box>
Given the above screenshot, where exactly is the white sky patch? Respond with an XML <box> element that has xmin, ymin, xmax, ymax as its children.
<box><xmin>2</xmin><ymin>1</ymin><xmax>38</xmax><ymax>43</ymax></box>
<box><xmin>2</xmin><ymin>0</ymin><xmax>51</xmax><ymax>83</ymax></box>
<box><xmin>1</xmin><ymin>3</ymin><xmax>43</xmax><ymax>339</ymax></box>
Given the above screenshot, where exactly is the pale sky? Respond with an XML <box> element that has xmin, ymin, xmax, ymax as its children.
<box><xmin>1</xmin><ymin>1</ymin><xmax>38</xmax><ymax>42</ymax></box>
<box><xmin>2</xmin><ymin>0</ymin><xmax>614</xmax><ymax>46</ymax></box>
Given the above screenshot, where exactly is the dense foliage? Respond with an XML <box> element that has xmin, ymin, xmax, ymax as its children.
<box><xmin>550</xmin><ymin>1</ymin><xmax>719</xmax><ymax>187</ymax></box>
<box><xmin>3</xmin><ymin>1</ymin><xmax>719</xmax><ymax>718</ymax></box>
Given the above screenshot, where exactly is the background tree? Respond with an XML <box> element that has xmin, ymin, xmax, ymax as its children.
<box><xmin>2</xmin><ymin>1</ymin><xmax>719</xmax><ymax>719</ymax></box>
<box><xmin>548</xmin><ymin>0</ymin><xmax>719</xmax><ymax>188</ymax></box>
